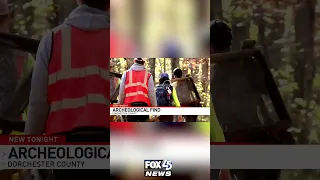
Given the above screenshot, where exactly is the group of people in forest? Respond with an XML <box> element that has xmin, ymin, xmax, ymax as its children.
<box><xmin>110</xmin><ymin>58</ymin><xmax>198</xmax><ymax>122</ymax></box>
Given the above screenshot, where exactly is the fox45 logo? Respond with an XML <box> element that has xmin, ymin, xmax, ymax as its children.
<box><xmin>144</xmin><ymin>160</ymin><xmax>172</xmax><ymax>177</ymax></box>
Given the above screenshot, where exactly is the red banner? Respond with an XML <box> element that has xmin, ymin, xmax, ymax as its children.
<box><xmin>110</xmin><ymin>104</ymin><xmax>129</xmax><ymax>107</ymax></box>
<box><xmin>0</xmin><ymin>135</ymin><xmax>110</xmax><ymax>145</ymax></box>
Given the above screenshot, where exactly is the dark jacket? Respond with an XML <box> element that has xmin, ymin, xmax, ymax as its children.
<box><xmin>0</xmin><ymin>45</ymin><xmax>18</xmax><ymax>118</ymax></box>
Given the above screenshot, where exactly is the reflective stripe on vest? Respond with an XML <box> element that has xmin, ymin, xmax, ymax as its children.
<box><xmin>47</xmin><ymin>26</ymin><xmax>109</xmax><ymax>134</ymax></box>
<box><xmin>124</xmin><ymin>70</ymin><xmax>151</xmax><ymax>105</ymax></box>
<box><xmin>48</xmin><ymin>27</ymin><xmax>107</xmax><ymax>86</ymax></box>
<box><xmin>125</xmin><ymin>70</ymin><xmax>149</xmax><ymax>91</ymax></box>
<box><xmin>48</xmin><ymin>66</ymin><xmax>108</xmax><ymax>85</ymax></box>
<box><xmin>49</xmin><ymin>27</ymin><xmax>109</xmax><ymax>112</ymax></box>
<box><xmin>126</xmin><ymin>91</ymin><xmax>148</xmax><ymax>98</ymax></box>
<box><xmin>50</xmin><ymin>94</ymin><xmax>107</xmax><ymax>112</ymax></box>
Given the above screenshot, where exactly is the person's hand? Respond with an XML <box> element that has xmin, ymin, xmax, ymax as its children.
<box><xmin>219</xmin><ymin>169</ymin><xmax>233</xmax><ymax>180</ymax></box>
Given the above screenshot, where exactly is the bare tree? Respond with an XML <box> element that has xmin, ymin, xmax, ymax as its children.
<box><xmin>231</xmin><ymin>1</ymin><xmax>250</xmax><ymax>51</ymax></box>
<box><xmin>211</xmin><ymin>0</ymin><xmax>222</xmax><ymax>20</ymax></box>
<box><xmin>149</xmin><ymin>58</ymin><xmax>156</xmax><ymax>81</ymax></box>
<box><xmin>293</xmin><ymin>0</ymin><xmax>316</xmax><ymax>144</ymax></box>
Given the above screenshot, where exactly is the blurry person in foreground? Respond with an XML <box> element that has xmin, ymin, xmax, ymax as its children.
<box><xmin>118</xmin><ymin>58</ymin><xmax>157</xmax><ymax>122</ymax></box>
<box><xmin>25</xmin><ymin>0</ymin><xmax>110</xmax><ymax>179</ymax></box>
<box><xmin>210</xmin><ymin>19</ymin><xmax>234</xmax><ymax>180</ymax></box>
<box><xmin>0</xmin><ymin>0</ymin><xmax>27</xmax><ymax>121</ymax></box>
<box><xmin>0</xmin><ymin>0</ymin><xmax>16</xmax><ymax>119</ymax></box>
<box><xmin>211</xmin><ymin>19</ymin><xmax>286</xmax><ymax>180</ymax></box>
<box><xmin>110</xmin><ymin>28</ymin><xmax>135</xmax><ymax>57</ymax></box>
<box><xmin>110</xmin><ymin>0</ymin><xmax>135</xmax><ymax>57</ymax></box>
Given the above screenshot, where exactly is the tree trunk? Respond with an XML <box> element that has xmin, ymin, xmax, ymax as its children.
<box><xmin>193</xmin><ymin>59</ymin><xmax>199</xmax><ymax>83</ymax></box>
<box><xmin>171</xmin><ymin>58</ymin><xmax>179</xmax><ymax>76</ymax></box>
<box><xmin>266</xmin><ymin>2</ymin><xmax>285</xmax><ymax>69</ymax></box>
<box><xmin>293</xmin><ymin>0</ymin><xmax>316</xmax><ymax>144</ymax></box>
<box><xmin>126</xmin><ymin>58</ymin><xmax>134</xmax><ymax>69</ymax></box>
<box><xmin>50</xmin><ymin>0</ymin><xmax>61</xmax><ymax>28</ymax></box>
<box><xmin>149</xmin><ymin>58</ymin><xmax>156</xmax><ymax>81</ymax></box>
<box><xmin>190</xmin><ymin>59</ymin><xmax>194</xmax><ymax>79</ymax></box>
<box><xmin>231</xmin><ymin>1</ymin><xmax>250</xmax><ymax>51</ymax></box>
<box><xmin>202</xmin><ymin>58</ymin><xmax>209</xmax><ymax>106</ymax></box>
<box><xmin>182</xmin><ymin>59</ymin><xmax>188</xmax><ymax>76</ymax></box>
<box><xmin>254</xmin><ymin>5</ymin><xmax>268</xmax><ymax>63</ymax></box>
<box><xmin>210</xmin><ymin>0</ymin><xmax>222</xmax><ymax>20</ymax></box>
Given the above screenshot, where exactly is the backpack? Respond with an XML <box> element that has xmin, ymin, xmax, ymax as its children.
<box><xmin>156</xmin><ymin>81</ymin><xmax>173</xmax><ymax>106</ymax></box>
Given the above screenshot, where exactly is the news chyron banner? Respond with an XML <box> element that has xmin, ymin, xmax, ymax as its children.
<box><xmin>110</xmin><ymin>104</ymin><xmax>210</xmax><ymax>116</ymax></box>
<box><xmin>0</xmin><ymin>136</ymin><xmax>109</xmax><ymax>169</ymax></box>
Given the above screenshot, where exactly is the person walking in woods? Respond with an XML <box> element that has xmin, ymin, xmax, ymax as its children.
<box><xmin>25</xmin><ymin>0</ymin><xmax>110</xmax><ymax>179</ymax></box>
<box><xmin>0</xmin><ymin>0</ymin><xmax>16</xmax><ymax>119</ymax></box>
<box><xmin>0</xmin><ymin>0</ymin><xmax>27</xmax><ymax>123</ymax></box>
<box><xmin>172</xmin><ymin>68</ymin><xmax>198</xmax><ymax>122</ymax></box>
<box><xmin>156</xmin><ymin>72</ymin><xmax>182</xmax><ymax>122</ymax></box>
<box><xmin>210</xmin><ymin>19</ymin><xmax>292</xmax><ymax>180</ymax></box>
<box><xmin>118</xmin><ymin>58</ymin><xmax>157</xmax><ymax>122</ymax></box>
<box><xmin>208</xmin><ymin>20</ymin><xmax>235</xmax><ymax>180</ymax></box>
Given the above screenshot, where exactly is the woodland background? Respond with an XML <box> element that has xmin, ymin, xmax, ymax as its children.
<box><xmin>212</xmin><ymin>0</ymin><xmax>320</xmax><ymax>179</ymax></box>
<box><xmin>111</xmin><ymin>58</ymin><xmax>210</xmax><ymax>107</ymax></box>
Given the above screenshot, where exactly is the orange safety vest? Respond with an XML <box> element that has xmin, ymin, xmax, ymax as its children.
<box><xmin>124</xmin><ymin>70</ymin><xmax>151</xmax><ymax>106</ymax></box>
<box><xmin>46</xmin><ymin>26</ymin><xmax>109</xmax><ymax>135</ymax></box>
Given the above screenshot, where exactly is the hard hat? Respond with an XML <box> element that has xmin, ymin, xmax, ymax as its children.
<box><xmin>160</xmin><ymin>72</ymin><xmax>169</xmax><ymax>79</ymax></box>
<box><xmin>134</xmin><ymin>58</ymin><xmax>145</xmax><ymax>62</ymax></box>
<box><xmin>0</xmin><ymin>0</ymin><xmax>9</xmax><ymax>15</ymax></box>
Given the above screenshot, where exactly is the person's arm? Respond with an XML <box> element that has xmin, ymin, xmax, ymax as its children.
<box><xmin>25</xmin><ymin>32</ymin><xmax>52</xmax><ymax>135</ymax></box>
<box><xmin>147</xmin><ymin>75</ymin><xmax>157</xmax><ymax>107</ymax></box>
<box><xmin>210</xmin><ymin>101</ymin><xmax>225</xmax><ymax>142</ymax></box>
<box><xmin>118</xmin><ymin>72</ymin><xmax>126</xmax><ymax>105</ymax></box>
<box><xmin>171</xmin><ymin>87</ymin><xmax>180</xmax><ymax>107</ymax></box>
<box><xmin>0</xmin><ymin>50</ymin><xmax>17</xmax><ymax>117</ymax></box>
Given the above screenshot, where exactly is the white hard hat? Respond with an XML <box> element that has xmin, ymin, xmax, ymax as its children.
<box><xmin>0</xmin><ymin>0</ymin><xmax>9</xmax><ymax>16</ymax></box>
